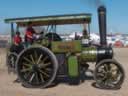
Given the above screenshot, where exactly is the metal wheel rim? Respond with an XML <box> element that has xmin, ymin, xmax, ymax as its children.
<box><xmin>7</xmin><ymin>53</ymin><xmax>17</xmax><ymax>69</ymax></box>
<box><xmin>16</xmin><ymin>47</ymin><xmax>58</xmax><ymax>87</ymax></box>
<box><xmin>94</xmin><ymin>60</ymin><xmax>124</xmax><ymax>88</ymax></box>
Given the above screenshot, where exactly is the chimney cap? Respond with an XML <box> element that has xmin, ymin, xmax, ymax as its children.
<box><xmin>98</xmin><ymin>6</ymin><xmax>106</xmax><ymax>12</ymax></box>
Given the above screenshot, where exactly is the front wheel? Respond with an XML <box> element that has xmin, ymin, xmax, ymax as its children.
<box><xmin>94</xmin><ymin>59</ymin><xmax>125</xmax><ymax>89</ymax></box>
<box><xmin>16</xmin><ymin>46</ymin><xmax>58</xmax><ymax>88</ymax></box>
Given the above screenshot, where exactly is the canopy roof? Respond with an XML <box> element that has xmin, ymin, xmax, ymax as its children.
<box><xmin>4</xmin><ymin>13</ymin><xmax>91</xmax><ymax>27</ymax></box>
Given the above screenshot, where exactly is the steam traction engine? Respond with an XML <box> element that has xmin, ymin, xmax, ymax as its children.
<box><xmin>5</xmin><ymin>6</ymin><xmax>125</xmax><ymax>89</ymax></box>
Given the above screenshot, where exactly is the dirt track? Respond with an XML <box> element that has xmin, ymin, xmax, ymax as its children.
<box><xmin>0</xmin><ymin>48</ymin><xmax>128</xmax><ymax>96</ymax></box>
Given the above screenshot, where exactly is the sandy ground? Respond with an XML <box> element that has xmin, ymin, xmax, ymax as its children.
<box><xmin>0</xmin><ymin>48</ymin><xmax>128</xmax><ymax>96</ymax></box>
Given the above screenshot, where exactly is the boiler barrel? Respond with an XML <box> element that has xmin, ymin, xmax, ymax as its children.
<box><xmin>80</xmin><ymin>47</ymin><xmax>113</xmax><ymax>62</ymax></box>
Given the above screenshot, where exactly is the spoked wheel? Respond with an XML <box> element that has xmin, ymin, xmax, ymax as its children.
<box><xmin>6</xmin><ymin>52</ymin><xmax>17</xmax><ymax>73</ymax></box>
<box><xmin>94</xmin><ymin>59</ymin><xmax>125</xmax><ymax>89</ymax></box>
<box><xmin>16</xmin><ymin>46</ymin><xmax>58</xmax><ymax>88</ymax></box>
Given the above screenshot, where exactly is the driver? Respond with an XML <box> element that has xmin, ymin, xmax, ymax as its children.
<box><xmin>25</xmin><ymin>22</ymin><xmax>35</xmax><ymax>46</ymax></box>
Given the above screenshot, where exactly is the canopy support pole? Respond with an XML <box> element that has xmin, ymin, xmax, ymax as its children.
<box><xmin>11</xmin><ymin>23</ymin><xmax>14</xmax><ymax>44</ymax></box>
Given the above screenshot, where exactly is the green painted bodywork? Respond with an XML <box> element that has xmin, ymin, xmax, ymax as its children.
<box><xmin>68</xmin><ymin>56</ymin><xmax>79</xmax><ymax>77</ymax></box>
<box><xmin>80</xmin><ymin>47</ymin><xmax>97</xmax><ymax>62</ymax></box>
<box><xmin>51</xmin><ymin>40</ymin><xmax>82</xmax><ymax>53</ymax></box>
<box><xmin>33</xmin><ymin>39</ymin><xmax>97</xmax><ymax>62</ymax></box>
<box><xmin>30</xmin><ymin>39</ymin><xmax>97</xmax><ymax>63</ymax></box>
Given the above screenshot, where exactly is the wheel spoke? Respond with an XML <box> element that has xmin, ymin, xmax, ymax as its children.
<box><xmin>97</xmin><ymin>78</ymin><xmax>106</xmax><ymax>86</ymax></box>
<box><xmin>39</xmin><ymin>62</ymin><xmax>51</xmax><ymax>68</ymax></box>
<box><xmin>97</xmin><ymin>73</ymin><xmax>107</xmax><ymax>81</ymax></box>
<box><xmin>104</xmin><ymin>64</ymin><xmax>110</xmax><ymax>72</ymax></box>
<box><xmin>42</xmin><ymin>56</ymin><xmax>48</xmax><ymax>62</ymax></box>
<box><xmin>98</xmin><ymin>67</ymin><xmax>107</xmax><ymax>74</ymax></box>
<box><xmin>21</xmin><ymin>68</ymin><xmax>32</xmax><ymax>73</ymax></box>
<box><xmin>37</xmin><ymin>54</ymin><xmax>43</xmax><ymax>65</ymax></box>
<box><xmin>23</xmin><ymin>63</ymin><xmax>32</xmax><ymax>67</ymax></box>
<box><xmin>110</xmin><ymin>65</ymin><xmax>118</xmax><ymax>73</ymax></box>
<box><xmin>43</xmin><ymin>62</ymin><xmax>51</xmax><ymax>67</ymax></box>
<box><xmin>39</xmin><ymin>73</ymin><xmax>45</xmax><ymax>82</ymax></box>
<box><xmin>45</xmin><ymin>68</ymin><xmax>52</xmax><ymax>72</ymax></box>
<box><xmin>29</xmin><ymin>73</ymin><xmax>36</xmax><ymax>83</ymax></box>
<box><xmin>104</xmin><ymin>64</ymin><xmax>108</xmax><ymax>71</ymax></box>
<box><xmin>112</xmin><ymin>70</ymin><xmax>121</xmax><ymax>80</ymax></box>
<box><xmin>104</xmin><ymin>79</ymin><xmax>109</xmax><ymax>86</ymax></box>
<box><xmin>39</xmin><ymin>69</ymin><xmax>50</xmax><ymax>78</ymax></box>
<box><xmin>111</xmin><ymin>68</ymin><xmax>118</xmax><ymax>72</ymax></box>
<box><xmin>23</xmin><ymin>57</ymin><xmax>34</xmax><ymax>65</ymax></box>
<box><xmin>97</xmin><ymin>72</ymin><xmax>105</xmax><ymax>77</ymax></box>
<box><xmin>35</xmin><ymin>72</ymin><xmax>39</xmax><ymax>84</ymax></box>
<box><xmin>30</xmin><ymin>55</ymin><xmax>36</xmax><ymax>64</ymax></box>
<box><xmin>106</xmin><ymin>78</ymin><xmax>116</xmax><ymax>87</ymax></box>
<box><xmin>24</xmin><ymin>71</ymin><xmax>32</xmax><ymax>79</ymax></box>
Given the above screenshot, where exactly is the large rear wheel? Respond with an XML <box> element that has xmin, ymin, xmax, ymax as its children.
<box><xmin>16</xmin><ymin>46</ymin><xmax>58</xmax><ymax>88</ymax></box>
